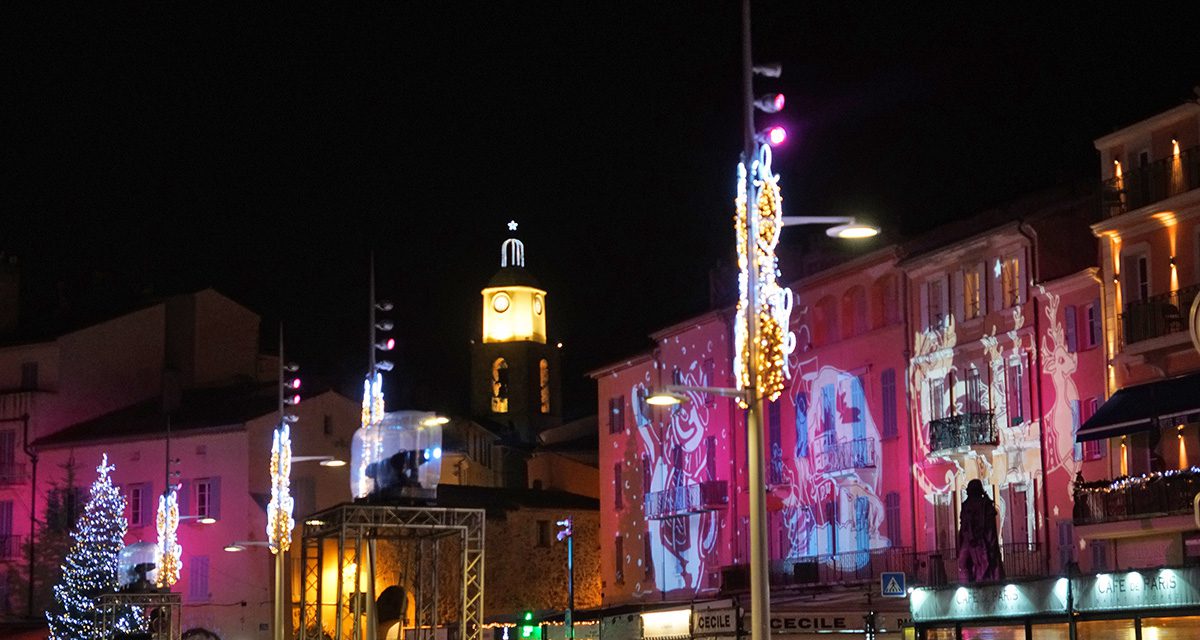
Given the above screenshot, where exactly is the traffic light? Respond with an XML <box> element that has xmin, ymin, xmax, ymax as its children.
<box><xmin>751</xmin><ymin>62</ymin><xmax>786</xmax><ymax>147</ymax></box>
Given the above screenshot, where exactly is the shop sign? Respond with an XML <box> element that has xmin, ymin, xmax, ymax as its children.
<box><xmin>642</xmin><ymin>609</ymin><xmax>691</xmax><ymax>639</ymax></box>
<box><xmin>910</xmin><ymin>579</ymin><xmax>1066</xmax><ymax>622</ymax></box>
<box><xmin>768</xmin><ymin>612</ymin><xmax>883</xmax><ymax>629</ymax></box>
<box><xmin>692</xmin><ymin>609</ymin><xmax>738</xmax><ymax>635</ymax></box>
<box><xmin>1076</xmin><ymin>567</ymin><xmax>1200</xmax><ymax>612</ymax></box>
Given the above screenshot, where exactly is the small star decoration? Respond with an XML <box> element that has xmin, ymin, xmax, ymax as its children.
<box><xmin>507</xmin><ymin>220</ymin><xmax>518</xmax><ymax>231</ymax></box>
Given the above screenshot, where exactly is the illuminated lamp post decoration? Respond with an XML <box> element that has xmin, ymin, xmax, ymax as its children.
<box><xmin>357</xmin><ymin>256</ymin><xmax>395</xmax><ymax>496</ymax></box>
<box><xmin>733</xmin><ymin>141</ymin><xmax>795</xmax><ymax>409</ymax></box>
<box><xmin>154</xmin><ymin>489</ymin><xmax>182</xmax><ymax>588</ymax></box>
<box><xmin>268</xmin><ymin>326</ymin><xmax>302</xmax><ymax>640</ymax></box>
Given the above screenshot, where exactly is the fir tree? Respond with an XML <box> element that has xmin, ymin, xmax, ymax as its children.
<box><xmin>46</xmin><ymin>454</ymin><xmax>144</xmax><ymax>639</ymax></box>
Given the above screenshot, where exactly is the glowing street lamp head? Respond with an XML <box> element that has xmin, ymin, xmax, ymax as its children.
<box><xmin>825</xmin><ymin>222</ymin><xmax>881</xmax><ymax>239</ymax></box>
<box><xmin>645</xmin><ymin>391</ymin><xmax>687</xmax><ymax>406</ymax></box>
<box><xmin>318</xmin><ymin>458</ymin><xmax>347</xmax><ymax>467</ymax></box>
<box><xmin>766</xmin><ymin>126</ymin><xmax>787</xmax><ymax>146</ymax></box>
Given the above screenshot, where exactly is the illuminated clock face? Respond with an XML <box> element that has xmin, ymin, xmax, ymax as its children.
<box><xmin>534</xmin><ymin>295</ymin><xmax>543</xmax><ymax>315</ymax></box>
<box><xmin>492</xmin><ymin>293</ymin><xmax>510</xmax><ymax>313</ymax></box>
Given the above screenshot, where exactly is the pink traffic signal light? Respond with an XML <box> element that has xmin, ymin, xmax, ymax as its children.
<box><xmin>766</xmin><ymin>126</ymin><xmax>787</xmax><ymax>146</ymax></box>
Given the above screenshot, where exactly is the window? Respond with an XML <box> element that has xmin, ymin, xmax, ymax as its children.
<box><xmin>0</xmin><ymin>430</ymin><xmax>14</xmax><ymax>468</ymax></box>
<box><xmin>608</xmin><ymin>396</ymin><xmax>625</xmax><ymax>434</ymax></box>
<box><xmin>1065</xmin><ymin>305</ymin><xmax>1078</xmax><ymax>353</ymax></box>
<box><xmin>614</xmin><ymin>536</ymin><xmax>625</xmax><ymax>584</ymax></box>
<box><xmin>964</xmin><ymin>366</ymin><xmax>987</xmax><ymax>414</ymax></box>
<box><xmin>190</xmin><ymin>478</ymin><xmax>219</xmax><ymax>520</ymax></box>
<box><xmin>841</xmin><ymin>286</ymin><xmax>868</xmax><ymax>338</ymax></box>
<box><xmin>539</xmin><ymin>359</ymin><xmax>550</xmax><ymax>414</ymax></box>
<box><xmin>1000</xmin><ymin>255</ymin><xmax>1022</xmax><ymax>307</ymax></box>
<box><xmin>188</xmin><ymin>556</ymin><xmax>209</xmax><ymax>601</ymax></box>
<box><xmin>963</xmin><ymin>264</ymin><xmax>983</xmax><ymax>320</ymax></box>
<box><xmin>926</xmin><ymin>278</ymin><xmax>947</xmax><ymax>329</ymax></box>
<box><xmin>794</xmin><ymin>392</ymin><xmax>809</xmax><ymax>457</ymax></box>
<box><xmin>1057</xmin><ymin>521</ymin><xmax>1075</xmax><ymax>572</ymax></box>
<box><xmin>1083</xmin><ymin>300</ymin><xmax>1101</xmax><ymax>349</ymax></box>
<box><xmin>881</xmin><ymin>369</ymin><xmax>897</xmax><ymax>439</ymax></box>
<box><xmin>537</xmin><ymin>520</ymin><xmax>552</xmax><ymax>547</ymax></box>
<box><xmin>20</xmin><ymin>362</ymin><xmax>38</xmax><ymax>390</ymax></box>
<box><xmin>642</xmin><ymin>454</ymin><xmax>652</xmax><ymax>495</ymax></box>
<box><xmin>1005</xmin><ymin>484</ymin><xmax>1031</xmax><ymax>545</ymax></box>
<box><xmin>705</xmin><ymin>436</ymin><xmax>717</xmax><ymax>481</ymax></box>
<box><xmin>1082</xmin><ymin>439</ymin><xmax>1105</xmax><ymax>461</ymax></box>
<box><xmin>884</xmin><ymin>492</ymin><xmax>901</xmax><ymax>546</ymax></box>
<box><xmin>768</xmin><ymin>400</ymin><xmax>782</xmax><ymax>485</ymax></box>
<box><xmin>1090</xmin><ymin>539</ymin><xmax>1110</xmax><ymax>572</ymax></box>
<box><xmin>0</xmin><ymin>500</ymin><xmax>13</xmax><ymax>560</ymax></box>
<box><xmin>491</xmin><ymin>358</ymin><xmax>509</xmax><ymax>413</ymax></box>
<box><xmin>129</xmin><ymin>484</ymin><xmax>151</xmax><ymax>527</ymax></box>
<box><xmin>702</xmin><ymin>358</ymin><xmax>716</xmax><ymax>407</ymax></box>
<box><xmin>928</xmin><ymin>377</ymin><xmax>948</xmax><ymax>421</ymax></box>
<box><xmin>933</xmin><ymin>493</ymin><xmax>956</xmax><ymax>552</ymax></box>
<box><xmin>1005</xmin><ymin>357</ymin><xmax>1026</xmax><ymax>426</ymax></box>
<box><xmin>824</xmin><ymin>500</ymin><xmax>838</xmax><ymax>555</ymax></box>
<box><xmin>613</xmin><ymin>463</ymin><xmax>623</xmax><ymax>509</ymax></box>
<box><xmin>643</xmin><ymin>535</ymin><xmax>653</xmax><ymax>580</ymax></box>
<box><xmin>323</xmin><ymin>414</ymin><xmax>333</xmax><ymax>436</ymax></box>
<box><xmin>1122</xmin><ymin>253</ymin><xmax>1150</xmax><ymax>302</ymax></box>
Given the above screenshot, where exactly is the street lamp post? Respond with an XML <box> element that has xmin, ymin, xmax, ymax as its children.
<box><xmin>557</xmin><ymin>517</ymin><xmax>575</xmax><ymax>640</ymax></box>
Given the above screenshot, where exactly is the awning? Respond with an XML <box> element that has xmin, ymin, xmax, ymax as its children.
<box><xmin>1077</xmin><ymin>371</ymin><xmax>1200</xmax><ymax>441</ymax></box>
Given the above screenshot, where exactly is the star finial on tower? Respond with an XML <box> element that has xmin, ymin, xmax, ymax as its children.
<box><xmin>507</xmin><ymin>220</ymin><xmax>518</xmax><ymax>232</ymax></box>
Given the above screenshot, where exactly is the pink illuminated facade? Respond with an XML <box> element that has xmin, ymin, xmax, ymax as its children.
<box><xmin>592</xmin><ymin>193</ymin><xmax>1107</xmax><ymax>628</ymax></box>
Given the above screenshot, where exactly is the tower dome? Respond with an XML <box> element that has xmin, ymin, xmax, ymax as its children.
<box><xmin>481</xmin><ymin>221</ymin><xmax>547</xmax><ymax>344</ymax></box>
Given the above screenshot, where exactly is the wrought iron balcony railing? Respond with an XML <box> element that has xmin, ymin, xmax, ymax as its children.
<box><xmin>927</xmin><ymin>412</ymin><xmax>998</xmax><ymax>454</ymax></box>
<box><xmin>1119</xmin><ymin>284</ymin><xmax>1200</xmax><ymax>347</ymax></box>
<box><xmin>772</xmin><ymin>546</ymin><xmax>915</xmax><ymax>587</ymax></box>
<box><xmin>0</xmin><ymin>463</ymin><xmax>26</xmax><ymax>485</ymax></box>
<box><xmin>815</xmin><ymin>437</ymin><xmax>877</xmax><ymax>476</ymax></box>
<box><xmin>1073</xmin><ymin>467</ymin><xmax>1200</xmax><ymax>525</ymax></box>
<box><xmin>0</xmin><ymin>535</ymin><xmax>24</xmax><ymax>560</ymax></box>
<box><xmin>1102</xmin><ymin>144</ymin><xmax>1200</xmax><ymax>218</ymax></box>
<box><xmin>644</xmin><ymin>480</ymin><xmax>729</xmax><ymax>520</ymax></box>
<box><xmin>916</xmin><ymin>542</ymin><xmax>1044</xmax><ymax>586</ymax></box>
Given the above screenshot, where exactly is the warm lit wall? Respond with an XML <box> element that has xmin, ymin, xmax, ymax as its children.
<box><xmin>528</xmin><ymin>452</ymin><xmax>599</xmax><ymax>499</ymax></box>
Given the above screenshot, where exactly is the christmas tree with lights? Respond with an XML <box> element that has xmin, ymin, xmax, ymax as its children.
<box><xmin>46</xmin><ymin>454</ymin><xmax>144</xmax><ymax>639</ymax></box>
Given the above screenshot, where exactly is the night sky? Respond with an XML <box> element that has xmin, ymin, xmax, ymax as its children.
<box><xmin>4</xmin><ymin>4</ymin><xmax>1199</xmax><ymax>419</ymax></box>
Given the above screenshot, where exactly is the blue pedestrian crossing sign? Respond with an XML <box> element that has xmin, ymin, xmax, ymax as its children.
<box><xmin>881</xmin><ymin>572</ymin><xmax>906</xmax><ymax>597</ymax></box>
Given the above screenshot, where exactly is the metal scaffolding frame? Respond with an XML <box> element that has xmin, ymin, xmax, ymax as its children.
<box><xmin>299</xmin><ymin>502</ymin><xmax>485</xmax><ymax>640</ymax></box>
<box><xmin>98</xmin><ymin>591</ymin><xmax>182</xmax><ymax>640</ymax></box>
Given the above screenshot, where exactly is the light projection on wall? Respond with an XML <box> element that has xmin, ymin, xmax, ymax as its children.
<box><xmin>776</xmin><ymin>357</ymin><xmax>885</xmax><ymax>568</ymax></box>
<box><xmin>734</xmin><ymin>143</ymin><xmax>795</xmax><ymax>408</ymax></box>
<box><xmin>1039</xmin><ymin>288</ymin><xmax>1082</xmax><ymax>477</ymax></box>
<box><xmin>906</xmin><ymin>279</ymin><xmax>1087</xmax><ymax>551</ymax></box>
<box><xmin>632</xmin><ymin>335</ymin><xmax>729</xmax><ymax>595</ymax></box>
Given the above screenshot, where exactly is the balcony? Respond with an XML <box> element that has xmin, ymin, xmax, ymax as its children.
<box><xmin>1073</xmin><ymin>468</ymin><xmax>1200</xmax><ymax>525</ymax></box>
<box><xmin>0</xmin><ymin>535</ymin><xmax>24</xmax><ymax>560</ymax></box>
<box><xmin>916</xmin><ymin>543</ymin><xmax>1044</xmax><ymax>586</ymax></box>
<box><xmin>1120</xmin><ymin>284</ymin><xmax>1200</xmax><ymax>347</ymax></box>
<box><xmin>815</xmin><ymin>437</ymin><xmax>877</xmax><ymax>477</ymax></box>
<box><xmin>774</xmin><ymin>547</ymin><xmax>915</xmax><ymax>587</ymax></box>
<box><xmin>1102</xmin><ymin>144</ymin><xmax>1200</xmax><ymax>218</ymax></box>
<box><xmin>927</xmin><ymin>412</ymin><xmax>998</xmax><ymax>455</ymax></box>
<box><xmin>0</xmin><ymin>463</ymin><xmax>26</xmax><ymax>485</ymax></box>
<box><xmin>644</xmin><ymin>480</ymin><xmax>728</xmax><ymax>520</ymax></box>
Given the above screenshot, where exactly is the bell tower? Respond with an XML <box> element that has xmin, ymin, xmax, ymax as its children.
<box><xmin>471</xmin><ymin>221</ymin><xmax>561</xmax><ymax>442</ymax></box>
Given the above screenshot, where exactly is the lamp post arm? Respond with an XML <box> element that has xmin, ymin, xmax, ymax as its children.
<box><xmin>663</xmin><ymin>384</ymin><xmax>750</xmax><ymax>401</ymax></box>
<box><xmin>780</xmin><ymin>216</ymin><xmax>856</xmax><ymax>227</ymax></box>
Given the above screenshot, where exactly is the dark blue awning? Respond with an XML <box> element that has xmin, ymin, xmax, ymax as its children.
<box><xmin>1077</xmin><ymin>371</ymin><xmax>1200</xmax><ymax>441</ymax></box>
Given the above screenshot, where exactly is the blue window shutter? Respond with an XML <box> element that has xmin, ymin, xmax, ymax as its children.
<box><xmin>1065</xmin><ymin>306</ymin><xmax>1078</xmax><ymax>352</ymax></box>
<box><xmin>177</xmin><ymin>480</ymin><xmax>190</xmax><ymax>518</ymax></box>
<box><xmin>141</xmin><ymin>483</ymin><xmax>155</xmax><ymax>527</ymax></box>
<box><xmin>209</xmin><ymin>477</ymin><xmax>221</xmax><ymax>520</ymax></box>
